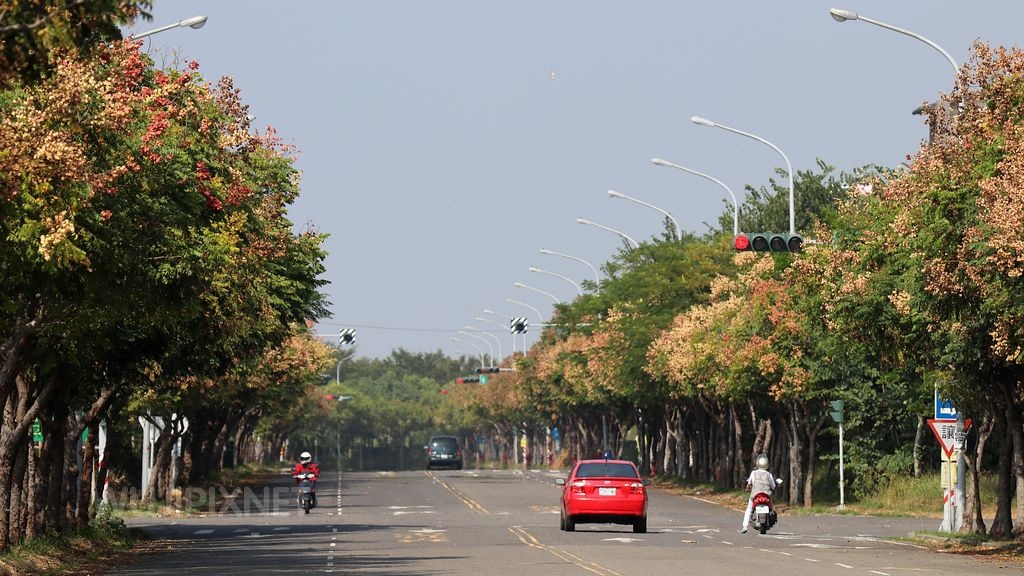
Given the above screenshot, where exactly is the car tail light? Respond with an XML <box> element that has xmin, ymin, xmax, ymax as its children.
<box><xmin>570</xmin><ymin>480</ymin><xmax>586</xmax><ymax>494</ymax></box>
<box><xmin>628</xmin><ymin>482</ymin><xmax>645</xmax><ymax>494</ymax></box>
<box><xmin>752</xmin><ymin>493</ymin><xmax>771</xmax><ymax>505</ymax></box>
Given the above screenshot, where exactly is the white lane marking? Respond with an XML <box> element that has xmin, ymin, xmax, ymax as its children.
<box><xmin>721</xmin><ymin>540</ymin><xmax>734</xmax><ymax>546</ymax></box>
<box><xmin>393</xmin><ymin>510</ymin><xmax>435</xmax><ymax>515</ymax></box>
<box><xmin>603</xmin><ymin>537</ymin><xmax>643</xmax><ymax>543</ymax></box>
<box><xmin>870</xmin><ymin>571</ymin><xmax>891</xmax><ymax>576</ymax></box>
<box><xmin>272</xmin><ymin>527</ymin><xmax>289</xmax><ymax>531</ymax></box>
<box><xmin>194</xmin><ymin>529</ymin><xmax>214</xmax><ymax>535</ymax></box>
<box><xmin>232</xmin><ymin>528</ymin><xmax>248</xmax><ymax>533</ymax></box>
<box><xmin>804</xmin><ymin>558</ymin><xmax>819</xmax><ymax>562</ymax></box>
<box><xmin>835</xmin><ymin>563</ymin><xmax>854</xmax><ymax>569</ymax></box>
<box><xmin>777</xmin><ymin>552</ymin><xmax>792</xmax><ymax>556</ymax></box>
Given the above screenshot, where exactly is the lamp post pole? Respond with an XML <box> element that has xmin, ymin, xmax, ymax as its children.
<box><xmin>457</xmin><ymin>330</ymin><xmax>494</xmax><ymax>367</ymax></box>
<box><xmin>514</xmin><ymin>282</ymin><xmax>562</xmax><ymax>304</ymax></box>
<box><xmin>577</xmin><ymin>218</ymin><xmax>639</xmax><ymax>249</ymax></box>
<box><xmin>607</xmin><ymin>190</ymin><xmax>680</xmax><ymax>240</ymax></box>
<box><xmin>652</xmin><ymin>157</ymin><xmax>739</xmax><ymax>237</ymax></box>
<box><xmin>539</xmin><ymin>249</ymin><xmax>600</xmax><ymax>285</ymax></box>
<box><xmin>465</xmin><ymin>325</ymin><xmax>502</xmax><ymax>365</ymax></box>
<box><xmin>450</xmin><ymin>337</ymin><xmax>485</xmax><ymax>368</ymax></box>
<box><xmin>506</xmin><ymin>298</ymin><xmax>543</xmax><ymax>354</ymax></box>
<box><xmin>528</xmin><ymin>266</ymin><xmax>582</xmax><ymax>297</ymax></box>
<box><xmin>691</xmin><ymin>116</ymin><xmax>795</xmax><ymax>236</ymax></box>
<box><xmin>132</xmin><ymin>15</ymin><xmax>208</xmax><ymax>39</ymax></box>
<box><xmin>477</xmin><ymin>315</ymin><xmax>516</xmax><ymax>356</ymax></box>
<box><xmin>333</xmin><ymin>395</ymin><xmax>352</xmax><ymax>473</ymax></box>
<box><xmin>828</xmin><ymin>8</ymin><xmax>958</xmax><ymax>74</ymax></box>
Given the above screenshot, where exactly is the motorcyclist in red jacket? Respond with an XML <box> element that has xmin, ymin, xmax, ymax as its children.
<box><xmin>292</xmin><ymin>451</ymin><xmax>321</xmax><ymax>508</ymax></box>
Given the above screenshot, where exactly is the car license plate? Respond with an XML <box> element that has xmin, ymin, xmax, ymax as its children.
<box><xmin>755</xmin><ymin>505</ymin><xmax>769</xmax><ymax>514</ymax></box>
<box><xmin>598</xmin><ymin>487</ymin><xmax>616</xmax><ymax>496</ymax></box>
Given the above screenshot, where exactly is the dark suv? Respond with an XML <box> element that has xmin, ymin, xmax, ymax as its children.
<box><xmin>425</xmin><ymin>435</ymin><xmax>463</xmax><ymax>470</ymax></box>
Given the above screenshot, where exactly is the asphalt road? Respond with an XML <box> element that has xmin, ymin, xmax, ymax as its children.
<box><xmin>108</xmin><ymin>468</ymin><xmax>1018</xmax><ymax>575</ymax></box>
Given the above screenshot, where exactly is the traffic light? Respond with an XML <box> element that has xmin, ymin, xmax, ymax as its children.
<box><xmin>456</xmin><ymin>376</ymin><xmax>480</xmax><ymax>384</ymax></box>
<box><xmin>734</xmin><ymin>233</ymin><xmax>803</xmax><ymax>253</ymax></box>
<box><xmin>829</xmin><ymin>399</ymin><xmax>845</xmax><ymax>424</ymax></box>
<box><xmin>475</xmin><ymin>367</ymin><xmax>501</xmax><ymax>374</ymax></box>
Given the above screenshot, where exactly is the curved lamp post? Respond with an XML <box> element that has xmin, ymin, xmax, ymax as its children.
<box><xmin>539</xmin><ymin>249</ymin><xmax>600</xmax><ymax>284</ymax></box>
<box><xmin>450</xmin><ymin>336</ymin><xmax>485</xmax><ymax>367</ymax></box>
<box><xmin>514</xmin><ymin>281</ymin><xmax>562</xmax><ymax>304</ymax></box>
<box><xmin>464</xmin><ymin>325</ymin><xmax>502</xmax><ymax>365</ymax></box>
<box><xmin>477</xmin><ymin>315</ymin><xmax>517</xmax><ymax>356</ymax></box>
<box><xmin>456</xmin><ymin>331</ymin><xmax>493</xmax><ymax>366</ymax></box>
<box><xmin>829</xmin><ymin>8</ymin><xmax>958</xmax><ymax>74</ymax></box>
<box><xmin>133</xmin><ymin>15</ymin><xmax>208</xmax><ymax>39</ymax></box>
<box><xmin>577</xmin><ymin>217</ymin><xmax>639</xmax><ymax>249</ymax></box>
<box><xmin>529</xmin><ymin>266</ymin><xmax>582</xmax><ymax>297</ymax></box>
<box><xmin>607</xmin><ymin>190</ymin><xmax>680</xmax><ymax>240</ymax></box>
<box><xmin>506</xmin><ymin>298</ymin><xmax>544</xmax><ymax>324</ymax></box>
<box><xmin>691</xmin><ymin>116</ymin><xmax>795</xmax><ymax>236</ymax></box>
<box><xmin>652</xmin><ymin>157</ymin><xmax>738</xmax><ymax>236</ymax></box>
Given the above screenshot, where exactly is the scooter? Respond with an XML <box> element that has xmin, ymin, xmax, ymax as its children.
<box><xmin>293</xmin><ymin>472</ymin><xmax>317</xmax><ymax>514</ymax></box>
<box><xmin>750</xmin><ymin>478</ymin><xmax>783</xmax><ymax>534</ymax></box>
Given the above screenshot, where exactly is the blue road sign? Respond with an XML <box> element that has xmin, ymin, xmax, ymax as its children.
<box><xmin>934</xmin><ymin>388</ymin><xmax>957</xmax><ymax>420</ymax></box>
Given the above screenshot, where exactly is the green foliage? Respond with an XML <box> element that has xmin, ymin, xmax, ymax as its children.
<box><xmin>0</xmin><ymin>0</ymin><xmax>152</xmax><ymax>89</ymax></box>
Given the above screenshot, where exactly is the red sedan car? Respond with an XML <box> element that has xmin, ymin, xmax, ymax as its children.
<box><xmin>556</xmin><ymin>459</ymin><xmax>649</xmax><ymax>533</ymax></box>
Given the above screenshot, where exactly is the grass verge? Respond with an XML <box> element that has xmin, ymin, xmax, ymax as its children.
<box><xmin>0</xmin><ymin>509</ymin><xmax>146</xmax><ymax>575</ymax></box>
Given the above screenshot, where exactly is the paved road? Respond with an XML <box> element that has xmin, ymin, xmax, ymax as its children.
<box><xmin>109</xmin><ymin>469</ymin><xmax>1017</xmax><ymax>575</ymax></box>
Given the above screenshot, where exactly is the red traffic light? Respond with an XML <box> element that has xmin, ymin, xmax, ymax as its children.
<box><xmin>734</xmin><ymin>234</ymin><xmax>750</xmax><ymax>251</ymax></box>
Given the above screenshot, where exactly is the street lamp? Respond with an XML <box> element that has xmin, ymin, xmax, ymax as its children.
<box><xmin>457</xmin><ymin>330</ymin><xmax>494</xmax><ymax>366</ymax></box>
<box><xmin>691</xmin><ymin>116</ymin><xmax>795</xmax><ymax>236</ymax></box>
<box><xmin>652</xmin><ymin>158</ymin><xmax>738</xmax><ymax>237</ymax></box>
<box><xmin>539</xmin><ymin>249</ymin><xmax>600</xmax><ymax>284</ymax></box>
<box><xmin>332</xmin><ymin>395</ymin><xmax>352</xmax><ymax>473</ymax></box>
<box><xmin>132</xmin><ymin>15</ymin><xmax>208</xmax><ymax>39</ymax></box>
<box><xmin>528</xmin><ymin>266</ymin><xmax>582</xmax><ymax>297</ymax></box>
<box><xmin>514</xmin><ymin>281</ymin><xmax>562</xmax><ymax>304</ymax></box>
<box><xmin>607</xmin><ymin>190</ymin><xmax>680</xmax><ymax>240</ymax></box>
<box><xmin>828</xmin><ymin>8</ymin><xmax>958</xmax><ymax>75</ymax></box>
<box><xmin>506</xmin><ymin>298</ymin><xmax>544</xmax><ymax>324</ymax></box>
<box><xmin>464</xmin><ymin>325</ymin><xmax>501</xmax><ymax>365</ymax></box>
<box><xmin>476</xmin><ymin>315</ymin><xmax>517</xmax><ymax>356</ymax></box>
<box><xmin>577</xmin><ymin>218</ymin><xmax>639</xmax><ymax>249</ymax></box>
<box><xmin>450</xmin><ymin>336</ymin><xmax>485</xmax><ymax>367</ymax></box>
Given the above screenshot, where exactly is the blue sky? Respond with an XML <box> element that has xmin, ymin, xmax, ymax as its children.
<box><xmin>136</xmin><ymin>1</ymin><xmax>1024</xmax><ymax>360</ymax></box>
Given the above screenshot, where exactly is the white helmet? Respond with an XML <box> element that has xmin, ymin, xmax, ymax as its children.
<box><xmin>756</xmin><ymin>454</ymin><xmax>769</xmax><ymax>470</ymax></box>
<box><xmin>299</xmin><ymin>451</ymin><xmax>312</xmax><ymax>464</ymax></box>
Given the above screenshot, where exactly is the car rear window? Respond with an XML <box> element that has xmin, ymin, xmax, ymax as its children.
<box><xmin>575</xmin><ymin>463</ymin><xmax>639</xmax><ymax>479</ymax></box>
<box><xmin>430</xmin><ymin>438</ymin><xmax>458</xmax><ymax>451</ymax></box>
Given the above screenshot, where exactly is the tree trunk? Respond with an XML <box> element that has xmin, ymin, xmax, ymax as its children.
<box><xmin>913</xmin><ymin>415</ymin><xmax>924</xmax><ymax>478</ymax></box>
<box><xmin>963</xmin><ymin>412</ymin><xmax>993</xmax><ymax>535</ymax></box>
<box><xmin>991</xmin><ymin>405</ymin><xmax>1014</xmax><ymax>539</ymax></box>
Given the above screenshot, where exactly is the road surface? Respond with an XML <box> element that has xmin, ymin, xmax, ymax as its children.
<box><xmin>108</xmin><ymin>468</ymin><xmax>1016</xmax><ymax>575</ymax></box>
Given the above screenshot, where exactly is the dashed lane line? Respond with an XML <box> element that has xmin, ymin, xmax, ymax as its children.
<box><xmin>508</xmin><ymin>526</ymin><xmax>621</xmax><ymax>576</ymax></box>
<box><xmin>424</xmin><ymin>471</ymin><xmax>489</xmax><ymax>514</ymax></box>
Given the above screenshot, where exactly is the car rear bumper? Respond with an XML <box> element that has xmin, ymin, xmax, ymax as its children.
<box><xmin>565</xmin><ymin>496</ymin><xmax>646</xmax><ymax>517</ymax></box>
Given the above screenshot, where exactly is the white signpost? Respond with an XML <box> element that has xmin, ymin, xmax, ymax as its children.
<box><xmin>928</xmin><ymin>417</ymin><xmax>971</xmax><ymax>533</ymax></box>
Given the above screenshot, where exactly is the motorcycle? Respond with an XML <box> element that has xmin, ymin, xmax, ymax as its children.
<box><xmin>750</xmin><ymin>477</ymin><xmax>783</xmax><ymax>534</ymax></box>
<box><xmin>293</xmin><ymin>472</ymin><xmax>317</xmax><ymax>514</ymax></box>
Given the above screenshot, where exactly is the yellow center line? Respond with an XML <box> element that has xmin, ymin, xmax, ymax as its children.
<box><xmin>507</xmin><ymin>527</ymin><xmax>621</xmax><ymax>576</ymax></box>
<box><xmin>424</xmin><ymin>471</ymin><xmax>489</xmax><ymax>514</ymax></box>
